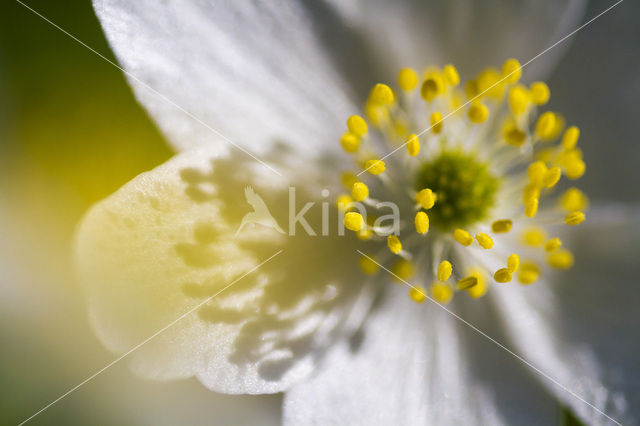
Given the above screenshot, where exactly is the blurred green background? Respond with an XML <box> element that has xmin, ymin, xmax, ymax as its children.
<box><xmin>0</xmin><ymin>0</ymin><xmax>637</xmax><ymax>424</ymax></box>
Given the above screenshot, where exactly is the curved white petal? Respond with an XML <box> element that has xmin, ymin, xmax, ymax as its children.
<box><xmin>284</xmin><ymin>290</ymin><xmax>560</xmax><ymax>425</ymax></box>
<box><xmin>328</xmin><ymin>0</ymin><xmax>586</xmax><ymax>80</ymax></box>
<box><xmin>493</xmin><ymin>204</ymin><xmax>640</xmax><ymax>425</ymax></box>
<box><xmin>92</xmin><ymin>0</ymin><xmax>359</xmax><ymax>155</ymax></box>
<box><xmin>74</xmin><ymin>147</ymin><xmax>371</xmax><ymax>394</ymax></box>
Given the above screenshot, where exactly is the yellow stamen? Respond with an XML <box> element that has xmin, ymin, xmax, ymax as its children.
<box><xmin>518</xmin><ymin>261</ymin><xmax>540</xmax><ymax>284</ymax></box>
<box><xmin>365</xmin><ymin>159</ymin><xmax>386</xmax><ymax>175</ymax></box>
<box><xmin>430</xmin><ymin>111</ymin><xmax>443</xmax><ymax>134</ymax></box>
<box><xmin>467</xmin><ymin>269</ymin><xmax>488</xmax><ymax>298</ymax></box>
<box><xmin>398</xmin><ymin>68</ymin><xmax>419</xmax><ymax>91</ymax></box>
<box><xmin>359</xmin><ymin>255</ymin><xmax>379</xmax><ymax>275</ymax></box>
<box><xmin>430</xmin><ymin>282</ymin><xmax>453</xmax><ymax>304</ymax></box>
<box><xmin>457</xmin><ymin>276</ymin><xmax>478</xmax><ymax>290</ymax></box>
<box><xmin>406</xmin><ymin>133</ymin><xmax>420</xmax><ymax>156</ymax></box>
<box><xmin>443</xmin><ymin>64</ymin><xmax>460</xmax><ymax>86</ymax></box>
<box><xmin>409</xmin><ymin>286</ymin><xmax>427</xmax><ymax>303</ymax></box>
<box><xmin>392</xmin><ymin>259</ymin><xmax>415</xmax><ymax>281</ymax></box>
<box><xmin>561</xmin><ymin>188</ymin><xmax>589</xmax><ymax>211</ymax></box>
<box><xmin>476</xmin><ymin>233</ymin><xmax>494</xmax><ymax>249</ymax></box>
<box><xmin>351</xmin><ymin>182</ymin><xmax>369</xmax><ymax>202</ymax></box>
<box><xmin>414</xmin><ymin>211</ymin><xmax>429</xmax><ymax>234</ymax></box>
<box><xmin>542</xmin><ymin>166</ymin><xmax>562</xmax><ymax>188</ymax></box>
<box><xmin>545</xmin><ymin>237</ymin><xmax>562</xmax><ymax>252</ymax></box>
<box><xmin>336</xmin><ymin>194</ymin><xmax>353</xmax><ymax>212</ymax></box>
<box><xmin>561</xmin><ymin>126</ymin><xmax>580</xmax><ymax>150</ymax></box>
<box><xmin>415</xmin><ymin>188</ymin><xmax>436</xmax><ymax>209</ymax></box>
<box><xmin>453</xmin><ymin>229</ymin><xmax>473</xmax><ymax>246</ymax></box>
<box><xmin>522</xmin><ymin>183</ymin><xmax>540</xmax><ymax>204</ymax></box>
<box><xmin>492</xmin><ymin>219</ymin><xmax>513</xmax><ymax>233</ymax></box>
<box><xmin>523</xmin><ymin>227</ymin><xmax>547</xmax><ymax>246</ymax></box>
<box><xmin>565</xmin><ymin>211</ymin><xmax>586</xmax><ymax>226</ymax></box>
<box><xmin>347</xmin><ymin>115</ymin><xmax>368</xmax><ymax>137</ymax></box>
<box><xmin>508</xmin><ymin>84</ymin><xmax>530</xmax><ymax>116</ymax></box>
<box><xmin>340</xmin><ymin>132</ymin><xmax>360</xmax><ymax>153</ymax></box>
<box><xmin>528</xmin><ymin>161</ymin><xmax>547</xmax><ymax>185</ymax></box>
<box><xmin>507</xmin><ymin>254</ymin><xmax>520</xmax><ymax>273</ymax></box>
<box><xmin>494</xmin><ymin>268</ymin><xmax>513</xmax><ymax>283</ymax></box>
<box><xmin>344</xmin><ymin>212</ymin><xmax>364</xmax><ymax>231</ymax></box>
<box><xmin>387</xmin><ymin>235</ymin><xmax>402</xmax><ymax>254</ymax></box>
<box><xmin>566</xmin><ymin>158</ymin><xmax>586</xmax><ymax>179</ymax></box>
<box><xmin>529</xmin><ymin>81</ymin><xmax>550</xmax><ymax>105</ymax></box>
<box><xmin>370</xmin><ymin>83</ymin><xmax>395</xmax><ymax>105</ymax></box>
<box><xmin>341</xmin><ymin>172</ymin><xmax>358</xmax><ymax>189</ymax></box>
<box><xmin>420</xmin><ymin>72</ymin><xmax>445</xmax><ymax>101</ymax></box>
<box><xmin>504</xmin><ymin>125</ymin><xmax>527</xmax><ymax>146</ymax></box>
<box><xmin>501</xmin><ymin>58</ymin><xmax>522</xmax><ymax>83</ymax></box>
<box><xmin>437</xmin><ymin>260</ymin><xmax>453</xmax><ymax>281</ymax></box>
<box><xmin>525</xmin><ymin>198</ymin><xmax>539</xmax><ymax>218</ymax></box>
<box><xmin>535</xmin><ymin>111</ymin><xmax>557</xmax><ymax>139</ymax></box>
<box><xmin>468</xmin><ymin>102</ymin><xmax>489</xmax><ymax>123</ymax></box>
<box><xmin>548</xmin><ymin>249</ymin><xmax>574</xmax><ymax>269</ymax></box>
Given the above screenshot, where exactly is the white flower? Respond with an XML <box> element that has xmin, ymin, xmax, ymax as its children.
<box><xmin>75</xmin><ymin>1</ymin><xmax>640</xmax><ymax>424</ymax></box>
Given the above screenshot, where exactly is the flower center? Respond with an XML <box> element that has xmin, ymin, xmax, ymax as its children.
<box><xmin>416</xmin><ymin>151</ymin><xmax>499</xmax><ymax>231</ymax></box>
<box><xmin>335</xmin><ymin>59</ymin><xmax>589</xmax><ymax>305</ymax></box>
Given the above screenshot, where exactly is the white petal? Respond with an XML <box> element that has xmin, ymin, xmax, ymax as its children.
<box><xmin>74</xmin><ymin>148</ymin><xmax>371</xmax><ymax>394</ymax></box>
<box><xmin>492</xmin><ymin>204</ymin><xmax>640</xmax><ymax>425</ymax></box>
<box><xmin>327</xmin><ymin>0</ymin><xmax>586</xmax><ymax>80</ymax></box>
<box><xmin>93</xmin><ymin>0</ymin><xmax>358</xmax><ymax>155</ymax></box>
<box><xmin>284</xmin><ymin>290</ymin><xmax>559</xmax><ymax>425</ymax></box>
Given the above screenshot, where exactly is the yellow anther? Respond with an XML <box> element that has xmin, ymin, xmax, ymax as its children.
<box><xmin>341</xmin><ymin>172</ymin><xmax>358</xmax><ymax>189</ymax></box>
<box><xmin>336</xmin><ymin>194</ymin><xmax>353</xmax><ymax>212</ymax></box>
<box><xmin>443</xmin><ymin>64</ymin><xmax>460</xmax><ymax>86</ymax></box>
<box><xmin>525</xmin><ymin>198</ymin><xmax>539</xmax><ymax>218</ymax></box>
<box><xmin>340</xmin><ymin>132</ymin><xmax>360</xmax><ymax>153</ymax></box>
<box><xmin>457</xmin><ymin>276</ymin><xmax>478</xmax><ymax>291</ymax></box>
<box><xmin>347</xmin><ymin>115</ymin><xmax>368</xmax><ymax>137</ymax></box>
<box><xmin>535</xmin><ymin>111</ymin><xmax>557</xmax><ymax>139</ymax></box>
<box><xmin>542</xmin><ymin>166</ymin><xmax>562</xmax><ymax>188</ymax></box>
<box><xmin>528</xmin><ymin>161</ymin><xmax>548</xmax><ymax>185</ymax></box>
<box><xmin>523</xmin><ymin>227</ymin><xmax>547</xmax><ymax>246</ymax></box>
<box><xmin>545</xmin><ymin>237</ymin><xmax>562</xmax><ymax>252</ymax></box>
<box><xmin>409</xmin><ymin>286</ymin><xmax>427</xmax><ymax>303</ymax></box>
<box><xmin>507</xmin><ymin>254</ymin><xmax>520</xmax><ymax>273</ymax></box>
<box><xmin>565</xmin><ymin>211</ymin><xmax>586</xmax><ymax>226</ymax></box>
<box><xmin>392</xmin><ymin>259</ymin><xmax>415</xmax><ymax>281</ymax></box>
<box><xmin>548</xmin><ymin>249</ymin><xmax>574</xmax><ymax>269</ymax></box>
<box><xmin>492</xmin><ymin>219</ymin><xmax>513</xmax><ymax>233</ymax></box>
<box><xmin>508</xmin><ymin>84</ymin><xmax>530</xmax><ymax>116</ymax></box>
<box><xmin>529</xmin><ymin>81</ymin><xmax>550</xmax><ymax>105</ymax></box>
<box><xmin>344</xmin><ymin>211</ymin><xmax>364</xmax><ymax>232</ymax></box>
<box><xmin>398</xmin><ymin>67</ymin><xmax>419</xmax><ymax>91</ymax></box>
<box><xmin>468</xmin><ymin>102</ymin><xmax>489</xmax><ymax>123</ymax></box>
<box><xmin>365</xmin><ymin>159</ymin><xmax>386</xmax><ymax>175</ymax></box>
<box><xmin>561</xmin><ymin>126</ymin><xmax>580</xmax><ymax>150</ymax></box>
<box><xmin>522</xmin><ymin>183</ymin><xmax>540</xmax><ymax>205</ymax></box>
<box><xmin>504</xmin><ymin>125</ymin><xmax>527</xmax><ymax>146</ymax></box>
<box><xmin>370</xmin><ymin>83</ymin><xmax>395</xmax><ymax>105</ymax></box>
<box><xmin>430</xmin><ymin>282</ymin><xmax>453</xmax><ymax>304</ymax></box>
<box><xmin>501</xmin><ymin>58</ymin><xmax>522</xmax><ymax>83</ymax></box>
<box><xmin>476</xmin><ymin>233</ymin><xmax>494</xmax><ymax>249</ymax></box>
<box><xmin>415</xmin><ymin>188</ymin><xmax>436</xmax><ymax>209</ymax></box>
<box><xmin>467</xmin><ymin>269</ymin><xmax>488</xmax><ymax>298</ymax></box>
<box><xmin>359</xmin><ymin>255</ymin><xmax>379</xmax><ymax>275</ymax></box>
<box><xmin>561</xmin><ymin>188</ymin><xmax>589</xmax><ymax>211</ymax></box>
<box><xmin>406</xmin><ymin>133</ymin><xmax>420</xmax><ymax>156</ymax></box>
<box><xmin>518</xmin><ymin>261</ymin><xmax>540</xmax><ymax>285</ymax></box>
<box><xmin>494</xmin><ymin>268</ymin><xmax>513</xmax><ymax>283</ymax></box>
<box><xmin>387</xmin><ymin>235</ymin><xmax>402</xmax><ymax>254</ymax></box>
<box><xmin>420</xmin><ymin>73</ymin><xmax>445</xmax><ymax>101</ymax></box>
<box><xmin>437</xmin><ymin>260</ymin><xmax>453</xmax><ymax>282</ymax></box>
<box><xmin>365</xmin><ymin>100</ymin><xmax>389</xmax><ymax>126</ymax></box>
<box><xmin>565</xmin><ymin>158</ymin><xmax>586</xmax><ymax>180</ymax></box>
<box><xmin>465</xmin><ymin>79</ymin><xmax>478</xmax><ymax>99</ymax></box>
<box><xmin>351</xmin><ymin>182</ymin><xmax>369</xmax><ymax>202</ymax></box>
<box><xmin>536</xmin><ymin>147</ymin><xmax>555</xmax><ymax>163</ymax></box>
<box><xmin>430</xmin><ymin>111</ymin><xmax>443</xmax><ymax>134</ymax></box>
<box><xmin>453</xmin><ymin>229</ymin><xmax>473</xmax><ymax>246</ymax></box>
<box><xmin>414</xmin><ymin>211</ymin><xmax>429</xmax><ymax>234</ymax></box>
<box><xmin>477</xmin><ymin>68</ymin><xmax>504</xmax><ymax>98</ymax></box>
